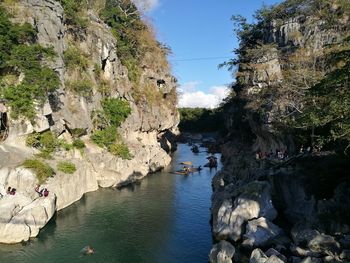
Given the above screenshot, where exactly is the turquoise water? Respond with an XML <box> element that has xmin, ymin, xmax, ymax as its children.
<box><xmin>0</xmin><ymin>144</ymin><xmax>220</xmax><ymax>263</ymax></box>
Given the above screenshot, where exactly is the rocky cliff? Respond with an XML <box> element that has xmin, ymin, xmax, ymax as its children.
<box><xmin>0</xmin><ymin>0</ymin><xmax>178</xmax><ymax>243</ymax></box>
<box><xmin>210</xmin><ymin>1</ymin><xmax>350</xmax><ymax>263</ymax></box>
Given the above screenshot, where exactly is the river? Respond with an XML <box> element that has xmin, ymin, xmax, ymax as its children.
<box><xmin>0</xmin><ymin>143</ymin><xmax>221</xmax><ymax>263</ymax></box>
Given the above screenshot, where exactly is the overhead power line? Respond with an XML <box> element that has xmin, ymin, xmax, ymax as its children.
<box><xmin>170</xmin><ymin>56</ymin><xmax>232</xmax><ymax>62</ymax></box>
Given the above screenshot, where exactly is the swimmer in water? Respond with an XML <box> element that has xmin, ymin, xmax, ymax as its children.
<box><xmin>81</xmin><ymin>245</ymin><xmax>95</xmax><ymax>255</ymax></box>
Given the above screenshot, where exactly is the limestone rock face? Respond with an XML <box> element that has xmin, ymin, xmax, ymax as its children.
<box><xmin>250</xmin><ymin>248</ymin><xmax>269</xmax><ymax>263</ymax></box>
<box><xmin>300</xmin><ymin>257</ymin><xmax>322</xmax><ymax>263</ymax></box>
<box><xmin>0</xmin><ymin>0</ymin><xmax>178</xmax><ymax>244</ymax></box>
<box><xmin>250</xmin><ymin>248</ymin><xmax>286</xmax><ymax>263</ymax></box>
<box><xmin>213</xmin><ymin>181</ymin><xmax>277</xmax><ymax>241</ymax></box>
<box><xmin>242</xmin><ymin>217</ymin><xmax>284</xmax><ymax>247</ymax></box>
<box><xmin>0</xmin><ymin>192</ymin><xmax>56</xmax><ymax>243</ymax></box>
<box><xmin>307</xmin><ymin>234</ymin><xmax>341</xmax><ymax>255</ymax></box>
<box><xmin>209</xmin><ymin>240</ymin><xmax>235</xmax><ymax>263</ymax></box>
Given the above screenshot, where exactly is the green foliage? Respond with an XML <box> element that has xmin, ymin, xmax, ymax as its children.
<box><xmin>57</xmin><ymin>161</ymin><xmax>76</xmax><ymax>174</ymax></box>
<box><xmin>72</xmin><ymin>139</ymin><xmax>85</xmax><ymax>149</ymax></box>
<box><xmin>26</xmin><ymin>131</ymin><xmax>58</xmax><ymax>156</ymax></box>
<box><xmin>23</xmin><ymin>159</ymin><xmax>55</xmax><ymax>184</ymax></box>
<box><xmin>294</xmin><ymin>38</ymin><xmax>350</xmax><ymax>152</ymax></box>
<box><xmin>100</xmin><ymin>0</ymin><xmax>168</xmax><ymax>84</ymax></box>
<box><xmin>223</xmin><ymin>0</ymin><xmax>350</xmax><ymax>153</ymax></box>
<box><xmin>179</xmin><ymin>108</ymin><xmax>226</xmax><ymax>133</ymax></box>
<box><xmin>63</xmin><ymin>46</ymin><xmax>89</xmax><ymax>70</ymax></box>
<box><xmin>65</xmin><ymin>78</ymin><xmax>93</xmax><ymax>97</ymax></box>
<box><xmin>0</xmin><ymin>7</ymin><xmax>59</xmax><ymax>120</ymax></box>
<box><xmin>100</xmin><ymin>0</ymin><xmax>144</xmax><ymax>83</ymax></box>
<box><xmin>58</xmin><ymin>139</ymin><xmax>74</xmax><ymax>151</ymax></box>
<box><xmin>101</xmin><ymin>98</ymin><xmax>131</xmax><ymax>126</ymax></box>
<box><xmin>91</xmin><ymin>97</ymin><xmax>132</xmax><ymax>158</ymax></box>
<box><xmin>108</xmin><ymin>142</ymin><xmax>133</xmax><ymax>159</ymax></box>
<box><xmin>70</xmin><ymin>128</ymin><xmax>86</xmax><ymax>137</ymax></box>
<box><xmin>3</xmin><ymin>84</ymin><xmax>36</xmax><ymax>119</ymax></box>
<box><xmin>59</xmin><ymin>0</ymin><xmax>88</xmax><ymax>28</ymax></box>
<box><xmin>91</xmin><ymin>126</ymin><xmax>117</xmax><ymax>148</ymax></box>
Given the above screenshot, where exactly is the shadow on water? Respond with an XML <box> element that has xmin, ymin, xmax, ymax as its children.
<box><xmin>0</xmin><ymin>144</ymin><xmax>221</xmax><ymax>263</ymax></box>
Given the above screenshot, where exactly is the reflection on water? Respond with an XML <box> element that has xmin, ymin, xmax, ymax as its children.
<box><xmin>0</xmin><ymin>144</ymin><xmax>221</xmax><ymax>263</ymax></box>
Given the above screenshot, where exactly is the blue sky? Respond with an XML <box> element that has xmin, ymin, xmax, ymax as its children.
<box><xmin>136</xmin><ymin>0</ymin><xmax>282</xmax><ymax>108</ymax></box>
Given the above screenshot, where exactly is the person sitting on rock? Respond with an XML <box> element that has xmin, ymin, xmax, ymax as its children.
<box><xmin>35</xmin><ymin>185</ymin><xmax>42</xmax><ymax>197</ymax></box>
<box><xmin>10</xmin><ymin>188</ymin><xmax>16</xmax><ymax>195</ymax></box>
<box><xmin>6</xmin><ymin>186</ymin><xmax>11</xmax><ymax>194</ymax></box>
<box><xmin>43</xmin><ymin>188</ymin><xmax>49</xmax><ymax>197</ymax></box>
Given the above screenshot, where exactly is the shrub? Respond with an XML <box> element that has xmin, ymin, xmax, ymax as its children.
<box><xmin>108</xmin><ymin>143</ymin><xmax>132</xmax><ymax>160</ymax></box>
<box><xmin>26</xmin><ymin>131</ymin><xmax>58</xmax><ymax>154</ymax></box>
<box><xmin>72</xmin><ymin>139</ymin><xmax>85</xmax><ymax>149</ymax></box>
<box><xmin>65</xmin><ymin>78</ymin><xmax>93</xmax><ymax>97</ymax></box>
<box><xmin>58</xmin><ymin>139</ymin><xmax>73</xmax><ymax>151</ymax></box>
<box><xmin>57</xmin><ymin>161</ymin><xmax>76</xmax><ymax>174</ymax></box>
<box><xmin>63</xmin><ymin>46</ymin><xmax>89</xmax><ymax>70</ymax></box>
<box><xmin>91</xmin><ymin>126</ymin><xmax>117</xmax><ymax>148</ymax></box>
<box><xmin>59</xmin><ymin>0</ymin><xmax>88</xmax><ymax>28</ymax></box>
<box><xmin>101</xmin><ymin>98</ymin><xmax>131</xmax><ymax>126</ymax></box>
<box><xmin>0</xmin><ymin>8</ymin><xmax>59</xmax><ymax>120</ymax></box>
<box><xmin>23</xmin><ymin>159</ymin><xmax>55</xmax><ymax>184</ymax></box>
<box><xmin>70</xmin><ymin>128</ymin><xmax>86</xmax><ymax>138</ymax></box>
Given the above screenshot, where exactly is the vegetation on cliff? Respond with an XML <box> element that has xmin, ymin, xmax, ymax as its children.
<box><xmin>222</xmin><ymin>0</ymin><xmax>350</xmax><ymax>153</ymax></box>
<box><xmin>91</xmin><ymin>98</ymin><xmax>132</xmax><ymax>159</ymax></box>
<box><xmin>0</xmin><ymin>7</ymin><xmax>59</xmax><ymax>120</ymax></box>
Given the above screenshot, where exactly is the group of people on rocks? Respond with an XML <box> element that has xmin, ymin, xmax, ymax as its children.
<box><xmin>255</xmin><ymin>149</ymin><xmax>289</xmax><ymax>161</ymax></box>
<box><xmin>6</xmin><ymin>187</ymin><xmax>16</xmax><ymax>195</ymax></box>
<box><xmin>35</xmin><ymin>185</ymin><xmax>49</xmax><ymax>197</ymax></box>
<box><xmin>3</xmin><ymin>185</ymin><xmax>49</xmax><ymax>197</ymax></box>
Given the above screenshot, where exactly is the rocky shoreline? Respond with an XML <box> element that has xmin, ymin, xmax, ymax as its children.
<box><xmin>0</xmin><ymin>130</ymin><xmax>176</xmax><ymax>244</ymax></box>
<box><xmin>0</xmin><ymin>0</ymin><xmax>179</xmax><ymax>244</ymax></box>
<box><xmin>209</xmin><ymin>142</ymin><xmax>350</xmax><ymax>263</ymax></box>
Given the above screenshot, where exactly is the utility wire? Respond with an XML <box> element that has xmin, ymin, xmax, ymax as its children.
<box><xmin>169</xmin><ymin>56</ymin><xmax>232</xmax><ymax>62</ymax></box>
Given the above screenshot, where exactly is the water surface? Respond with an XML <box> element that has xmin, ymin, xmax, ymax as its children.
<box><xmin>0</xmin><ymin>144</ymin><xmax>220</xmax><ymax>263</ymax></box>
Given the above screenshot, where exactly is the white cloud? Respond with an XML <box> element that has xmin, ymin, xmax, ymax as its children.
<box><xmin>178</xmin><ymin>83</ymin><xmax>230</xmax><ymax>109</ymax></box>
<box><xmin>132</xmin><ymin>0</ymin><xmax>159</xmax><ymax>12</ymax></box>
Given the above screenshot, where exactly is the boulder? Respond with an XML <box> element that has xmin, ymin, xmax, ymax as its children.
<box><xmin>291</xmin><ymin>227</ymin><xmax>320</xmax><ymax>246</ymax></box>
<box><xmin>323</xmin><ymin>255</ymin><xmax>342</xmax><ymax>262</ymax></box>
<box><xmin>213</xmin><ymin>181</ymin><xmax>277</xmax><ymax>241</ymax></box>
<box><xmin>0</xmin><ymin>194</ymin><xmax>56</xmax><ymax>243</ymax></box>
<box><xmin>307</xmin><ymin>234</ymin><xmax>341</xmax><ymax>255</ymax></box>
<box><xmin>290</xmin><ymin>244</ymin><xmax>321</xmax><ymax>258</ymax></box>
<box><xmin>265</xmin><ymin>255</ymin><xmax>285</xmax><ymax>263</ymax></box>
<box><xmin>250</xmin><ymin>248</ymin><xmax>269</xmax><ymax>263</ymax></box>
<box><xmin>209</xmin><ymin>240</ymin><xmax>235</xmax><ymax>263</ymax></box>
<box><xmin>300</xmin><ymin>257</ymin><xmax>322</xmax><ymax>263</ymax></box>
<box><xmin>243</xmin><ymin>217</ymin><xmax>284</xmax><ymax>247</ymax></box>
<box><xmin>265</xmin><ymin>248</ymin><xmax>287</xmax><ymax>262</ymax></box>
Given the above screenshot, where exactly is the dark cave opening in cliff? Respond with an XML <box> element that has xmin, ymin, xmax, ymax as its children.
<box><xmin>0</xmin><ymin>112</ymin><xmax>8</xmax><ymax>141</ymax></box>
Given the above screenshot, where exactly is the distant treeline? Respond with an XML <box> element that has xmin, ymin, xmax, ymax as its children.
<box><xmin>178</xmin><ymin>108</ymin><xmax>225</xmax><ymax>133</ymax></box>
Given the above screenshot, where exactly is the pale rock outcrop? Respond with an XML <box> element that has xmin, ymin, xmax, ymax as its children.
<box><xmin>0</xmin><ymin>167</ymin><xmax>38</xmax><ymax>199</ymax></box>
<box><xmin>209</xmin><ymin>240</ymin><xmax>235</xmax><ymax>263</ymax></box>
<box><xmin>0</xmin><ymin>0</ymin><xmax>178</xmax><ymax>244</ymax></box>
<box><xmin>47</xmin><ymin>162</ymin><xmax>98</xmax><ymax>210</ymax></box>
<box><xmin>307</xmin><ymin>234</ymin><xmax>341</xmax><ymax>255</ymax></box>
<box><xmin>0</xmin><ymin>192</ymin><xmax>56</xmax><ymax>243</ymax></box>
<box><xmin>213</xmin><ymin>181</ymin><xmax>277</xmax><ymax>241</ymax></box>
<box><xmin>300</xmin><ymin>257</ymin><xmax>322</xmax><ymax>263</ymax></box>
<box><xmin>250</xmin><ymin>248</ymin><xmax>269</xmax><ymax>263</ymax></box>
<box><xmin>242</xmin><ymin>217</ymin><xmax>284</xmax><ymax>247</ymax></box>
<box><xmin>265</xmin><ymin>248</ymin><xmax>287</xmax><ymax>262</ymax></box>
<box><xmin>250</xmin><ymin>248</ymin><xmax>286</xmax><ymax>263</ymax></box>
